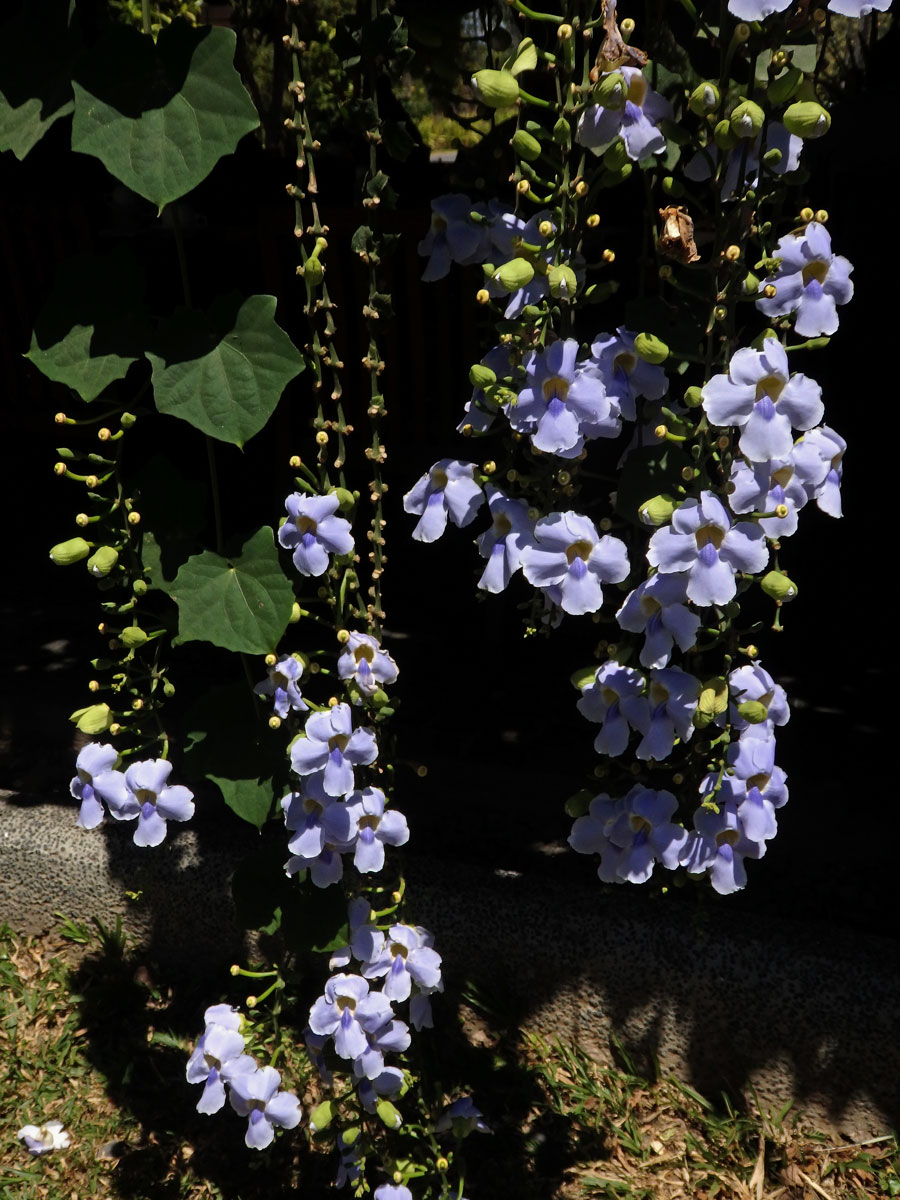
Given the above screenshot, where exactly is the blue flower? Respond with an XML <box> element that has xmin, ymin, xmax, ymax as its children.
<box><xmin>71</xmin><ymin>741</ymin><xmax>119</xmax><ymax>829</ymax></box>
<box><xmin>476</xmin><ymin>486</ymin><xmax>534</xmax><ymax>594</ymax></box>
<box><xmin>403</xmin><ymin>459</ymin><xmax>484</xmax><ymax>543</ymax></box>
<box><xmin>290</xmin><ymin>704</ymin><xmax>377</xmax><ymax>797</ymax></box>
<box><xmin>577</xmin><ymin>66</ymin><xmax>672</xmax><ymax>160</ymax></box>
<box><xmin>756</xmin><ymin>222</ymin><xmax>854</xmax><ymax>337</ymax></box>
<box><xmin>253</xmin><ymin>653</ymin><xmax>308</xmax><ymax>718</ymax></box>
<box><xmin>337</xmin><ymin>632</ymin><xmax>398</xmax><ymax>698</ymax></box>
<box><xmin>227</xmin><ymin>1066</ymin><xmax>302</xmax><ymax>1149</ymax></box>
<box><xmin>520</xmin><ymin>511</ymin><xmax>630</xmax><ymax>616</ymax></box>
<box><xmin>278</xmin><ymin>492</ymin><xmax>354</xmax><ymax>576</ymax></box>
<box><xmin>508</xmin><ymin>339</ymin><xmax>616</xmax><ymax>457</ymax></box>
<box><xmin>97</xmin><ymin>759</ymin><xmax>194</xmax><ymax>847</ymax></box>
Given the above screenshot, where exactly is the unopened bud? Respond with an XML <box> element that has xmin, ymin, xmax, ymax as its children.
<box><xmin>724</xmin><ymin>244</ymin><xmax>740</xmax><ymax>261</ymax></box>
<box><xmin>121</xmin><ymin>626</ymin><xmax>149</xmax><ymax>648</ymax></box>
<box><xmin>684</xmin><ymin>386</ymin><xmax>703</xmax><ymax>408</ymax></box>
<box><xmin>120</xmin><ymin>411</ymin><xmax>137</xmax><ymax>429</ymax></box>
<box><xmin>268</xmin><ymin>715</ymin><xmax>282</xmax><ymax>729</ymax></box>
<box><xmin>50</xmin><ymin>536</ymin><xmax>92</xmax><ymax>565</ymax></box>
<box><xmin>548</xmin><ymin>263</ymin><xmax>578</xmax><ymax>298</ymax></box>
<box><xmin>815</xmin><ymin>209</ymin><xmax>828</xmax><ymax>223</ymax></box>
<box><xmin>315</xmin><ymin>431</ymin><xmax>329</xmax><ymax>445</ymax></box>
<box><xmin>98</xmin><ymin>427</ymin><xmax>111</xmax><ymax>441</ymax></box>
<box><xmin>309</xmin><ymin>1101</ymin><xmax>334</xmax><ymax>1133</ymax></box>
<box><xmin>557</xmin><ymin>22</ymin><xmax>573</xmax><ymax>39</ymax></box>
<box><xmin>54</xmin><ymin>412</ymin><xmax>68</xmax><ymax>424</ymax></box>
<box><xmin>133</xmin><ymin>578</ymin><xmax>148</xmax><ymax>596</ymax></box>
<box><xmin>54</xmin><ymin>462</ymin><xmax>67</xmax><ymax>476</ymax></box>
<box><xmin>537</xmin><ymin>220</ymin><xmax>554</xmax><ymax>238</ymax></box>
<box><xmin>471</xmin><ymin>68</ymin><xmax>520</xmax><ymax>107</ymax></box>
<box><xmin>512</xmin><ymin>128</ymin><xmax>542</xmax><ymax>162</ymax></box>
<box><xmin>638</xmin><ymin>493</ymin><xmax>676</xmax><ymax>526</ymax></box>
<box><xmin>730</xmin><ymin>100</ymin><xmax>765</xmax><ymax>140</ymax></box>
<box><xmin>469</xmin><ymin>363</ymin><xmax>497</xmax><ymax>389</ymax></box>
<box><xmin>87</xmin><ymin>546</ymin><xmax>119</xmax><ymax>577</ymax></box>
<box><xmin>586</xmin><ymin>213</ymin><xmax>600</xmax><ymax>228</ymax></box>
<box><xmin>595</xmin><ymin>71</ymin><xmax>626</xmax><ymax>109</ymax></box>
<box><xmin>761</xmin><ymin>569</ymin><xmax>798</xmax><ymax>602</ymax></box>
<box><xmin>376</xmin><ymin>1100</ymin><xmax>403</xmax><ymax>1130</ymax></box>
<box><xmin>714</xmin><ymin>119</ymin><xmax>738</xmax><ymax>151</ymax></box>
<box><xmin>516</xmin><ymin>178</ymin><xmax>530</xmax><ymax>195</ymax></box>
<box><xmin>634</xmin><ymin>331</ymin><xmax>669</xmax><ymax>364</ymax></box>
<box><xmin>734</xmin><ymin>21</ymin><xmax>750</xmax><ymax>41</ymax></box>
<box><xmin>492</xmin><ymin>258</ymin><xmax>535</xmax><ymax>292</ymax></box>
<box><xmin>689</xmin><ymin>82</ymin><xmax>720</xmax><ymax>116</ymax></box>
<box><xmin>763</xmin><ymin>284</ymin><xmax>777</xmax><ymax>299</ymax></box>
<box><xmin>127</xmin><ymin>511</ymin><xmax>141</xmax><ymax>525</ymax></box>
<box><xmin>621</xmin><ymin>17</ymin><xmax>635</xmax><ymax>34</ymax></box>
<box><xmin>75</xmin><ymin>513</ymin><xmax>90</xmax><ymax>527</ymax></box>
<box><xmin>762</xmin><ymin>147</ymin><xmax>783</xmax><ymax>167</ymax></box>
<box><xmin>737</xmin><ymin>699</ymin><xmax>769</xmax><ymax>724</ymax></box>
<box><xmin>476</xmin><ymin>288</ymin><xmax>491</xmax><ymax>304</ymax></box>
<box><xmin>264</xmin><ymin>653</ymin><xmax>277</xmax><ymax>666</ymax></box>
<box><xmin>800</xmin><ymin>206</ymin><xmax>815</xmax><ymax>222</ymax></box>
<box><xmin>782</xmin><ymin>101</ymin><xmax>831</xmax><ymax>139</ymax></box>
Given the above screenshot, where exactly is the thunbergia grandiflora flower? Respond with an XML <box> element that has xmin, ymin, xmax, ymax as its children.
<box><xmin>278</xmin><ymin>492</ymin><xmax>354</xmax><ymax>576</ymax></box>
<box><xmin>755</xmin><ymin>221</ymin><xmax>854</xmax><ymax>336</ymax></box>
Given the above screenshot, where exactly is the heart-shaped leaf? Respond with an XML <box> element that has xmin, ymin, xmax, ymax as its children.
<box><xmin>147</xmin><ymin>293</ymin><xmax>303</xmax><ymax>446</ymax></box>
<box><xmin>168</xmin><ymin>526</ymin><xmax>294</xmax><ymax>654</ymax></box>
<box><xmin>71</xmin><ymin>21</ymin><xmax>258</xmax><ymax>210</ymax></box>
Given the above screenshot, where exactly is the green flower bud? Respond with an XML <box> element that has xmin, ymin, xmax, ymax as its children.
<box><xmin>302</xmin><ymin>255</ymin><xmax>324</xmax><ymax>286</ymax></box>
<box><xmin>564</xmin><ymin>789</ymin><xmax>593</xmax><ymax>819</ymax></box>
<box><xmin>308</xmin><ymin>1101</ymin><xmax>334</xmax><ymax>1133</ymax></box>
<box><xmin>595</xmin><ymin>71</ymin><xmax>626</xmax><ymax>109</ymax></box>
<box><xmin>694</xmin><ymin>677</ymin><xmax>729</xmax><ymax>729</ymax></box>
<box><xmin>133</xmin><ymin>578</ymin><xmax>148</xmax><ymax>596</ymax></box>
<box><xmin>163</xmin><ymin>679</ymin><xmax>176</xmax><ymax>697</ymax></box>
<box><xmin>50</xmin><ymin>536</ymin><xmax>92</xmax><ymax>566</ymax></box>
<box><xmin>730</xmin><ymin>100</ymin><xmax>765</xmax><ymax>140</ymax></box>
<box><xmin>760</xmin><ymin>569</ymin><xmax>798</xmax><ymax>602</ymax></box>
<box><xmin>289</xmin><ymin>601</ymin><xmax>302</xmax><ymax>623</ymax></box>
<box><xmin>329</xmin><ymin>486</ymin><xmax>356</xmax><ymax>515</ymax></box>
<box><xmin>376</xmin><ymin>1100</ymin><xmax>403</xmax><ymax>1130</ymax></box>
<box><xmin>492</xmin><ymin>258</ymin><xmax>535</xmax><ymax>292</ymax></box>
<box><xmin>689</xmin><ymin>81</ymin><xmax>720</xmax><ymax>116</ymax></box>
<box><xmin>341</xmin><ymin>1126</ymin><xmax>361</xmax><ymax>1149</ymax></box>
<box><xmin>603</xmin><ymin>139</ymin><xmax>630</xmax><ymax>171</ymax></box>
<box><xmin>600</xmin><ymin>163</ymin><xmax>632</xmax><ymax>187</ymax></box>
<box><xmin>782</xmin><ymin>101</ymin><xmax>831</xmax><ymax>139</ymax></box>
<box><xmin>120</xmin><ymin>411</ymin><xmax>137</xmax><ymax>428</ymax></box>
<box><xmin>548</xmin><ymin>263</ymin><xmax>577</xmax><ymax>299</ymax></box>
<box><xmin>638</xmin><ymin>493</ymin><xmax>676</xmax><ymax>527</ymax></box>
<box><xmin>684</xmin><ymin>386</ymin><xmax>703</xmax><ymax>408</ymax></box>
<box><xmin>469</xmin><ymin>363</ymin><xmax>498</xmax><ymax>389</ymax></box>
<box><xmin>737</xmin><ymin>699</ymin><xmax>769</xmax><ymax>725</ymax></box>
<box><xmin>70</xmin><ymin>702</ymin><xmax>113</xmax><ymax>734</ymax></box>
<box><xmin>634</xmin><ymin>332</ymin><xmax>669</xmax><ymax>364</ymax></box>
<box><xmin>570</xmin><ymin>665</ymin><xmax>598</xmax><ymax>690</ymax></box>
<box><xmin>761</xmin><ymin>147</ymin><xmax>783</xmax><ymax>167</ymax></box>
<box><xmin>121</xmin><ymin>626</ymin><xmax>149</xmax><ymax>648</ymax></box>
<box><xmin>511</xmin><ymin>128</ymin><xmax>542</xmax><ymax>162</ymax></box>
<box><xmin>552</xmin><ymin>115</ymin><xmax>572</xmax><ymax>148</ymax></box>
<box><xmin>661</xmin><ymin>175</ymin><xmax>685</xmax><ymax>198</ymax></box>
<box><xmin>471</xmin><ymin>68</ymin><xmax>520</xmax><ymax>108</ymax></box>
<box><xmin>742</xmin><ymin>271</ymin><xmax>761</xmax><ymax>296</ymax></box>
<box><xmin>87</xmin><ymin>547</ymin><xmax>119</xmax><ymax>578</ymax></box>
<box><xmin>767</xmin><ymin>66</ymin><xmax>803</xmax><ymax>106</ymax></box>
<box><xmin>713</xmin><ymin>119</ymin><xmax>738</xmax><ymax>151</ymax></box>
<box><xmin>750</xmin><ymin>327</ymin><xmax>779</xmax><ymax>349</ymax></box>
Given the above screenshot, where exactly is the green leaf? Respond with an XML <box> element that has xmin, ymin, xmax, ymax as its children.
<box><xmin>25</xmin><ymin>249</ymin><xmax>147</xmax><ymax>401</ymax></box>
<box><xmin>208</xmin><ymin>774</ymin><xmax>274</xmax><ymax>831</ymax></box>
<box><xmin>147</xmin><ymin>293</ymin><xmax>303</xmax><ymax>446</ymax></box>
<box><xmin>0</xmin><ymin>0</ymin><xmax>78</xmax><ymax>160</ymax></box>
<box><xmin>169</xmin><ymin>526</ymin><xmax>294</xmax><ymax>654</ymax></box>
<box><xmin>70</xmin><ymin>22</ymin><xmax>258</xmax><ymax>210</ymax></box>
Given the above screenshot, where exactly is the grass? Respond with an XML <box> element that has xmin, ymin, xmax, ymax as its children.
<box><xmin>1</xmin><ymin>921</ymin><xmax>897</xmax><ymax>1200</ymax></box>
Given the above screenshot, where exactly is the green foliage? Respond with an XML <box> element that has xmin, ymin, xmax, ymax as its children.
<box><xmin>25</xmin><ymin>249</ymin><xmax>147</xmax><ymax>402</ymax></box>
<box><xmin>163</xmin><ymin>526</ymin><xmax>295</xmax><ymax>655</ymax></box>
<box><xmin>71</xmin><ymin>21</ymin><xmax>258</xmax><ymax>211</ymax></box>
<box><xmin>147</xmin><ymin>293</ymin><xmax>303</xmax><ymax>447</ymax></box>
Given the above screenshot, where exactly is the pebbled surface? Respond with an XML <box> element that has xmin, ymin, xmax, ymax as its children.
<box><xmin>3</xmin><ymin>790</ymin><xmax>897</xmax><ymax>1140</ymax></box>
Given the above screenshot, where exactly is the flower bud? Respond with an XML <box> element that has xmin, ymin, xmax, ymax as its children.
<box><xmin>511</xmin><ymin>128</ymin><xmax>542</xmax><ymax>161</ymax></box>
<box><xmin>634</xmin><ymin>332</ymin><xmax>669</xmax><ymax>364</ymax></box>
<box><xmin>564</xmin><ymin>788</ymin><xmax>593</xmax><ymax>819</ymax></box>
<box><xmin>737</xmin><ymin>699</ymin><xmax>768</xmax><ymax>724</ymax></box>
<box><xmin>684</xmin><ymin>386</ymin><xmax>703</xmax><ymax>408</ymax></box>
<box><xmin>713</xmin><ymin>119</ymin><xmax>738</xmax><ymax>151</ymax></box>
<box><xmin>163</xmin><ymin>679</ymin><xmax>176</xmax><ymax>697</ymax></box>
<box><xmin>782</xmin><ymin>101</ymin><xmax>831</xmax><ymax>139</ymax></box>
<box><xmin>120</xmin><ymin>412</ymin><xmax>137</xmax><ymax>428</ymax></box>
<box><xmin>50</xmin><ymin>537</ymin><xmax>92</xmax><ymax>566</ymax></box>
<box><xmin>471</xmin><ymin>68</ymin><xmax>520</xmax><ymax>107</ymax></box>
<box><xmin>329</xmin><ymin>486</ymin><xmax>356</xmax><ymax>514</ymax></box>
<box><xmin>730</xmin><ymin>100</ymin><xmax>765</xmax><ymax>140</ymax></box>
<box><xmin>121</xmin><ymin>626</ymin><xmax>149</xmax><ymax>648</ymax></box>
<box><xmin>302</xmin><ymin>255</ymin><xmax>324</xmax><ymax>285</ymax></box>
<box><xmin>70</xmin><ymin>702</ymin><xmax>113</xmax><ymax>734</ymax></box>
<box><xmin>602</xmin><ymin>139</ymin><xmax>630</xmax><ymax>171</ymax></box>
<box><xmin>552</xmin><ymin>115</ymin><xmax>572</xmax><ymax>148</ymax></box>
<box><xmin>570</xmin><ymin>665</ymin><xmax>599</xmax><ymax>690</ymax></box>
<box><xmin>376</xmin><ymin>1100</ymin><xmax>403</xmax><ymax>1130</ymax></box>
<box><xmin>595</xmin><ymin>72</ymin><xmax>626</xmax><ymax>109</ymax></box>
<box><xmin>761</xmin><ymin>147</ymin><xmax>783</xmax><ymax>167</ymax></box>
<box><xmin>548</xmin><ymin>263</ymin><xmax>577</xmax><ymax>299</ymax></box>
<box><xmin>760</xmin><ymin>569</ymin><xmax>798</xmax><ymax>602</ymax></box>
<box><xmin>133</xmin><ymin>578</ymin><xmax>148</xmax><ymax>596</ymax></box>
<box><xmin>694</xmin><ymin>676</ymin><xmax>728</xmax><ymax>729</ymax></box>
<box><xmin>309</xmin><ymin>1101</ymin><xmax>333</xmax><ymax>1133</ymax></box>
<box><xmin>87</xmin><ymin>546</ymin><xmax>119</xmax><ymax>577</ymax></box>
<box><xmin>469</xmin><ymin>363</ymin><xmax>497</xmax><ymax>389</ymax></box>
<box><xmin>638</xmin><ymin>493</ymin><xmax>676</xmax><ymax>526</ymax></box>
<box><xmin>492</xmin><ymin>258</ymin><xmax>535</xmax><ymax>292</ymax></box>
<box><xmin>767</xmin><ymin>66</ymin><xmax>803</xmax><ymax>106</ymax></box>
<box><xmin>290</xmin><ymin>601</ymin><xmax>302</xmax><ymax>623</ymax></box>
<box><xmin>689</xmin><ymin>82</ymin><xmax>720</xmax><ymax>116</ymax></box>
